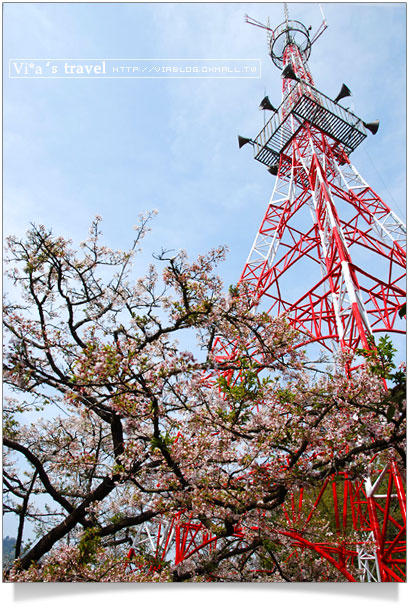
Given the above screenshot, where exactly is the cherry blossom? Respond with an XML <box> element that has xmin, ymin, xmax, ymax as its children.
<box><xmin>3</xmin><ymin>217</ymin><xmax>405</xmax><ymax>582</ymax></box>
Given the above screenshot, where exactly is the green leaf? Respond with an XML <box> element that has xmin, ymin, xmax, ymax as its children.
<box><xmin>399</xmin><ymin>303</ymin><xmax>406</xmax><ymax>319</ymax></box>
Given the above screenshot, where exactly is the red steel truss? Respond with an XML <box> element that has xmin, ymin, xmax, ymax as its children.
<box><xmin>239</xmin><ymin>125</ymin><xmax>405</xmax><ymax>354</ymax></box>
<box><xmin>239</xmin><ymin>37</ymin><xmax>405</xmax><ymax>355</ymax></box>
<box><xmin>127</xmin><ymin>460</ymin><xmax>406</xmax><ymax>582</ymax></box>
<box><xmin>127</xmin><ymin>9</ymin><xmax>406</xmax><ymax>582</ymax></box>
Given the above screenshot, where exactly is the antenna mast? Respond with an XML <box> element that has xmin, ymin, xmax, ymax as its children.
<box><xmin>246</xmin><ymin>3</ymin><xmax>327</xmax><ymax>70</ymax></box>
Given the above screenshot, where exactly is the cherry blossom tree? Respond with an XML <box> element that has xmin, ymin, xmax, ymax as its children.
<box><xmin>3</xmin><ymin>215</ymin><xmax>405</xmax><ymax>582</ymax></box>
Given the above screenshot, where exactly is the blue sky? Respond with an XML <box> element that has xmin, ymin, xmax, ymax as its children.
<box><xmin>4</xmin><ymin>2</ymin><xmax>406</xmax><ymax>292</ymax></box>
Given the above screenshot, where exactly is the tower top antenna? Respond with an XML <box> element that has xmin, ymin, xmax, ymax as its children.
<box><xmin>245</xmin><ymin>4</ymin><xmax>328</xmax><ymax>69</ymax></box>
<box><xmin>283</xmin><ymin>3</ymin><xmax>289</xmax><ymax>26</ymax></box>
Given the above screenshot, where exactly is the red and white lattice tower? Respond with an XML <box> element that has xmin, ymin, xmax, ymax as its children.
<box><xmin>235</xmin><ymin>7</ymin><xmax>406</xmax><ymax>581</ymax></box>
<box><xmin>239</xmin><ymin>9</ymin><xmax>405</xmax><ymax>358</ymax></box>
<box><xmin>128</xmin><ymin>7</ymin><xmax>406</xmax><ymax>582</ymax></box>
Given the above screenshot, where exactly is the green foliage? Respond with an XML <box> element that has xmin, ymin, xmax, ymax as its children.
<box><xmin>149</xmin><ymin>432</ymin><xmax>174</xmax><ymax>453</ymax></box>
<box><xmin>357</xmin><ymin>335</ymin><xmax>406</xmax><ymax>422</ymax></box>
<box><xmin>217</xmin><ymin>360</ymin><xmax>265</xmax><ymax>401</ymax></box>
<box><xmin>398</xmin><ymin>302</ymin><xmax>406</xmax><ymax>319</ymax></box>
<box><xmin>357</xmin><ymin>335</ymin><xmax>397</xmax><ymax>379</ymax></box>
<box><xmin>78</xmin><ymin>527</ymin><xmax>101</xmax><ymax>566</ymax></box>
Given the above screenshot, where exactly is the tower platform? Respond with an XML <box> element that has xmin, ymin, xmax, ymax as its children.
<box><xmin>254</xmin><ymin>83</ymin><xmax>368</xmax><ymax>169</ymax></box>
